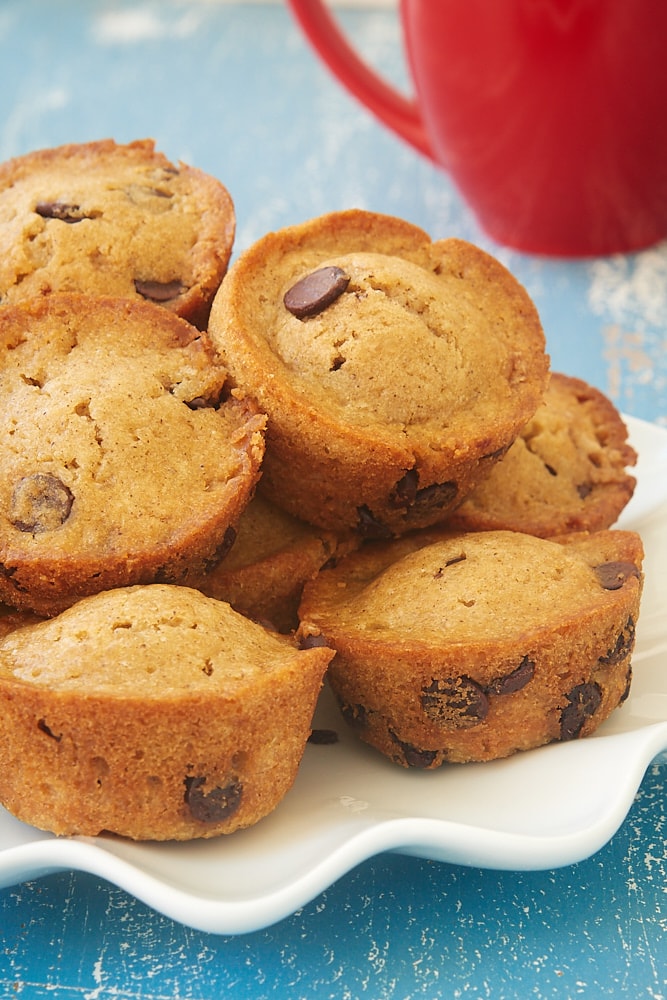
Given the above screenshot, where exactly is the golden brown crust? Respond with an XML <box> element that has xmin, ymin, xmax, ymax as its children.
<box><xmin>197</xmin><ymin>494</ymin><xmax>358</xmax><ymax>633</ymax></box>
<box><xmin>0</xmin><ymin>294</ymin><xmax>266</xmax><ymax>615</ymax></box>
<box><xmin>0</xmin><ymin>585</ymin><xmax>333</xmax><ymax>840</ymax></box>
<box><xmin>208</xmin><ymin>209</ymin><xmax>549</xmax><ymax>536</ymax></box>
<box><xmin>297</xmin><ymin>527</ymin><xmax>643</xmax><ymax>765</ymax></box>
<box><xmin>0</xmin><ymin>138</ymin><xmax>235</xmax><ymax>328</ymax></box>
<box><xmin>447</xmin><ymin>373</ymin><xmax>637</xmax><ymax>536</ymax></box>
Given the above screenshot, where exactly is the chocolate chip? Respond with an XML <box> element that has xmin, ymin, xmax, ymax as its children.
<box><xmin>35</xmin><ymin>201</ymin><xmax>91</xmax><ymax>223</ymax></box>
<box><xmin>200</xmin><ymin>525</ymin><xmax>237</xmax><ymax>574</ymax></box>
<box><xmin>134</xmin><ymin>278</ymin><xmax>185</xmax><ymax>303</ymax></box>
<box><xmin>283</xmin><ymin>266</ymin><xmax>350</xmax><ymax>319</ymax></box>
<box><xmin>594</xmin><ymin>561</ymin><xmax>640</xmax><ymax>591</ymax></box>
<box><xmin>10</xmin><ymin>473</ymin><xmax>74</xmax><ymax>533</ymax></box>
<box><xmin>185</xmin><ymin>389</ymin><xmax>226</xmax><ymax>411</ymax></box>
<box><xmin>184</xmin><ymin>775</ymin><xmax>243</xmax><ymax>823</ymax></box>
<box><xmin>298</xmin><ymin>632</ymin><xmax>330</xmax><ymax>650</ymax></box>
<box><xmin>405</xmin><ymin>481</ymin><xmax>458</xmax><ymax>519</ymax></box>
<box><xmin>433</xmin><ymin>554</ymin><xmax>466</xmax><ymax>578</ymax></box>
<box><xmin>391</xmin><ymin>469</ymin><xmax>419</xmax><ymax>507</ymax></box>
<box><xmin>124</xmin><ymin>183</ymin><xmax>174</xmax><ymax>204</ymax></box>
<box><xmin>598</xmin><ymin>616</ymin><xmax>636</xmax><ymax>666</ymax></box>
<box><xmin>356</xmin><ymin>505</ymin><xmax>393</xmax><ymax>539</ymax></box>
<box><xmin>391</xmin><ymin>472</ymin><xmax>458</xmax><ymax>516</ymax></box>
<box><xmin>421</xmin><ymin>676</ymin><xmax>489</xmax><ymax>728</ymax></box>
<box><xmin>308</xmin><ymin>728</ymin><xmax>339</xmax><ymax>745</ymax></box>
<box><xmin>481</xmin><ymin>443</ymin><xmax>511</xmax><ymax>463</ymax></box>
<box><xmin>559</xmin><ymin>682</ymin><xmax>602</xmax><ymax>740</ymax></box>
<box><xmin>619</xmin><ymin>664</ymin><xmax>633</xmax><ymax>704</ymax></box>
<box><xmin>488</xmin><ymin>655</ymin><xmax>535</xmax><ymax>695</ymax></box>
<box><xmin>338</xmin><ymin>700</ymin><xmax>370</xmax><ymax>731</ymax></box>
<box><xmin>577</xmin><ymin>483</ymin><xmax>593</xmax><ymax>499</ymax></box>
<box><xmin>389</xmin><ymin>730</ymin><xmax>440</xmax><ymax>768</ymax></box>
<box><xmin>37</xmin><ymin>719</ymin><xmax>62</xmax><ymax>742</ymax></box>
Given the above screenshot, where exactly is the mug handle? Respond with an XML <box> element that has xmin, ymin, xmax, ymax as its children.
<box><xmin>287</xmin><ymin>0</ymin><xmax>434</xmax><ymax>161</ymax></box>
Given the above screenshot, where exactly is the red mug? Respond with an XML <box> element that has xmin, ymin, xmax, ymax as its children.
<box><xmin>287</xmin><ymin>0</ymin><xmax>667</xmax><ymax>256</ymax></box>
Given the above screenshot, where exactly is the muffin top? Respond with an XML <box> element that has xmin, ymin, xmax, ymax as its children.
<box><xmin>448</xmin><ymin>373</ymin><xmax>637</xmax><ymax>536</ymax></box>
<box><xmin>210</xmin><ymin>209</ymin><xmax>549</xmax><ymax>449</ymax></box>
<box><xmin>298</xmin><ymin>528</ymin><xmax>644</xmax><ymax>648</ymax></box>
<box><xmin>0</xmin><ymin>293</ymin><xmax>265</xmax><ymax>575</ymax></box>
<box><xmin>0</xmin><ymin>138</ymin><xmax>235</xmax><ymax>327</ymax></box>
<box><xmin>0</xmin><ymin>584</ymin><xmax>327</xmax><ymax>697</ymax></box>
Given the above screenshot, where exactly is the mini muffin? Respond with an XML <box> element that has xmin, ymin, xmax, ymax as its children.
<box><xmin>0</xmin><ymin>138</ymin><xmax>235</xmax><ymax>328</ymax></box>
<box><xmin>197</xmin><ymin>494</ymin><xmax>357</xmax><ymax>633</ymax></box>
<box><xmin>0</xmin><ymin>294</ymin><xmax>265</xmax><ymax>616</ymax></box>
<box><xmin>297</xmin><ymin>527</ymin><xmax>643</xmax><ymax>766</ymax></box>
<box><xmin>208</xmin><ymin>209</ymin><xmax>549</xmax><ymax>536</ymax></box>
<box><xmin>0</xmin><ymin>585</ymin><xmax>333</xmax><ymax>840</ymax></box>
<box><xmin>447</xmin><ymin>373</ymin><xmax>637</xmax><ymax>536</ymax></box>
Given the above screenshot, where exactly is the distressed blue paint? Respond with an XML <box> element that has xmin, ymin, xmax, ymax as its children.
<box><xmin>2</xmin><ymin>762</ymin><xmax>667</xmax><ymax>998</ymax></box>
<box><xmin>0</xmin><ymin>1</ymin><xmax>666</xmax><ymax>996</ymax></box>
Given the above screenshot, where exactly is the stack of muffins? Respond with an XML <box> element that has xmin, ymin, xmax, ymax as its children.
<box><xmin>0</xmin><ymin>140</ymin><xmax>643</xmax><ymax>842</ymax></box>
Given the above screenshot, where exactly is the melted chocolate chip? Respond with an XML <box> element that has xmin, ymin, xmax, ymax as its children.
<box><xmin>594</xmin><ymin>561</ymin><xmax>640</xmax><ymax>591</ymax></box>
<box><xmin>356</xmin><ymin>505</ymin><xmax>393</xmax><ymax>539</ymax></box>
<box><xmin>338</xmin><ymin>700</ymin><xmax>370</xmax><ymax>731</ymax></box>
<box><xmin>488</xmin><ymin>656</ymin><xmax>535</xmax><ymax>696</ymax></box>
<box><xmin>10</xmin><ymin>474</ymin><xmax>74</xmax><ymax>533</ymax></box>
<box><xmin>598</xmin><ymin>616</ymin><xmax>636</xmax><ymax>666</ymax></box>
<box><xmin>200</xmin><ymin>525</ymin><xmax>237</xmax><ymax>574</ymax></box>
<box><xmin>308</xmin><ymin>728</ymin><xmax>339</xmax><ymax>745</ymax></box>
<box><xmin>421</xmin><ymin>676</ymin><xmax>489</xmax><ymax>728</ymax></box>
<box><xmin>215</xmin><ymin>526</ymin><xmax>237</xmax><ymax>562</ymax></box>
<box><xmin>184</xmin><ymin>775</ymin><xmax>243</xmax><ymax>823</ymax></box>
<box><xmin>433</xmin><ymin>554</ymin><xmax>466</xmax><ymax>578</ymax></box>
<box><xmin>560</xmin><ymin>682</ymin><xmax>602</xmax><ymax>740</ymax></box>
<box><xmin>389</xmin><ymin>730</ymin><xmax>440</xmax><ymax>768</ymax></box>
<box><xmin>283</xmin><ymin>266</ymin><xmax>350</xmax><ymax>319</ymax></box>
<box><xmin>391</xmin><ymin>469</ymin><xmax>419</xmax><ymax>507</ymax></box>
<box><xmin>619</xmin><ymin>664</ymin><xmax>633</xmax><ymax>704</ymax></box>
<box><xmin>391</xmin><ymin>472</ymin><xmax>458</xmax><ymax>516</ymax></box>
<box><xmin>405</xmin><ymin>481</ymin><xmax>458</xmax><ymax>519</ymax></box>
<box><xmin>298</xmin><ymin>632</ymin><xmax>330</xmax><ymax>650</ymax></box>
<box><xmin>481</xmin><ymin>443</ymin><xmax>512</xmax><ymax>463</ymax></box>
<box><xmin>35</xmin><ymin>201</ymin><xmax>92</xmax><ymax>223</ymax></box>
<box><xmin>37</xmin><ymin>719</ymin><xmax>62</xmax><ymax>742</ymax></box>
<box><xmin>134</xmin><ymin>278</ymin><xmax>185</xmax><ymax>303</ymax></box>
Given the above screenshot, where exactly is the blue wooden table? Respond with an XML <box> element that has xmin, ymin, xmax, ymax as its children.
<box><xmin>0</xmin><ymin>2</ymin><xmax>666</xmax><ymax>996</ymax></box>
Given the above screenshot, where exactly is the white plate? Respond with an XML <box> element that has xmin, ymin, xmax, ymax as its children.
<box><xmin>1</xmin><ymin>415</ymin><xmax>666</xmax><ymax>935</ymax></box>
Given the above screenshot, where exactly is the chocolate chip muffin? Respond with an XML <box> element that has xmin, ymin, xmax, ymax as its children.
<box><xmin>447</xmin><ymin>373</ymin><xmax>637</xmax><ymax>537</ymax></box>
<box><xmin>297</xmin><ymin>527</ymin><xmax>643</xmax><ymax>766</ymax></box>
<box><xmin>0</xmin><ymin>584</ymin><xmax>333</xmax><ymax>840</ymax></box>
<box><xmin>198</xmin><ymin>494</ymin><xmax>357</xmax><ymax>633</ymax></box>
<box><xmin>0</xmin><ymin>138</ymin><xmax>235</xmax><ymax>328</ymax></box>
<box><xmin>208</xmin><ymin>209</ymin><xmax>550</xmax><ymax>536</ymax></box>
<box><xmin>0</xmin><ymin>293</ymin><xmax>266</xmax><ymax>616</ymax></box>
